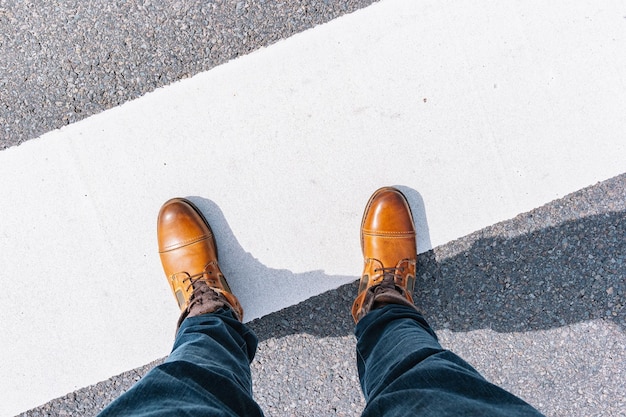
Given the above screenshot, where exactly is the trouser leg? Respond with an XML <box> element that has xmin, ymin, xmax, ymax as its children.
<box><xmin>98</xmin><ymin>308</ymin><xmax>264</xmax><ymax>417</ymax></box>
<box><xmin>356</xmin><ymin>305</ymin><xmax>544</xmax><ymax>417</ymax></box>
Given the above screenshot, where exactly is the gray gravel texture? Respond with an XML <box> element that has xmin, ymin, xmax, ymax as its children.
<box><xmin>19</xmin><ymin>173</ymin><xmax>626</xmax><ymax>416</ymax></box>
<box><xmin>0</xmin><ymin>0</ymin><xmax>377</xmax><ymax>149</ymax></box>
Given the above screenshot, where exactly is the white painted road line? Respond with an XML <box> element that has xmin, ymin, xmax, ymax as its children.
<box><xmin>1</xmin><ymin>0</ymin><xmax>625</xmax><ymax>414</ymax></box>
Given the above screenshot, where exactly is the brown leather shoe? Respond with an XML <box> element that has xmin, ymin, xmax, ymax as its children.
<box><xmin>157</xmin><ymin>198</ymin><xmax>243</xmax><ymax>326</ymax></box>
<box><xmin>352</xmin><ymin>187</ymin><xmax>419</xmax><ymax>322</ymax></box>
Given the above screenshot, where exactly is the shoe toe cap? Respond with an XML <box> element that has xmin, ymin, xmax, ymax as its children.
<box><xmin>157</xmin><ymin>198</ymin><xmax>213</xmax><ymax>253</ymax></box>
<box><xmin>362</xmin><ymin>187</ymin><xmax>415</xmax><ymax>234</ymax></box>
<box><xmin>361</xmin><ymin>187</ymin><xmax>416</xmax><ymax>264</ymax></box>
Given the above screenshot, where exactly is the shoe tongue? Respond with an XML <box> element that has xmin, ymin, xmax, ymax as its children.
<box><xmin>190</xmin><ymin>278</ymin><xmax>214</xmax><ymax>296</ymax></box>
<box><xmin>188</xmin><ymin>283</ymin><xmax>222</xmax><ymax>310</ymax></box>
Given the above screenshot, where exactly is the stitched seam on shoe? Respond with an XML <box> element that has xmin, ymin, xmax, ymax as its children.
<box><xmin>362</xmin><ymin>230</ymin><xmax>415</xmax><ymax>236</ymax></box>
<box><xmin>160</xmin><ymin>235</ymin><xmax>211</xmax><ymax>252</ymax></box>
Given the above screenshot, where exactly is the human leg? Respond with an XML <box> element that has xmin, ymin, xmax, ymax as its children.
<box><xmin>98</xmin><ymin>308</ymin><xmax>263</xmax><ymax>417</ymax></box>
<box><xmin>356</xmin><ymin>305</ymin><xmax>543</xmax><ymax>416</ymax></box>
<box><xmin>98</xmin><ymin>198</ymin><xmax>263</xmax><ymax>416</ymax></box>
<box><xmin>353</xmin><ymin>187</ymin><xmax>544</xmax><ymax>416</ymax></box>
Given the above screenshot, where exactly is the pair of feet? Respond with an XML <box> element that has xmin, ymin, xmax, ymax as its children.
<box><xmin>157</xmin><ymin>187</ymin><xmax>419</xmax><ymax>326</ymax></box>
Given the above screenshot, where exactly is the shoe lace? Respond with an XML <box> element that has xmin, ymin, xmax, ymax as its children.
<box><xmin>373</xmin><ymin>266</ymin><xmax>404</xmax><ymax>293</ymax></box>
<box><xmin>182</xmin><ymin>271</ymin><xmax>221</xmax><ymax>311</ymax></box>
